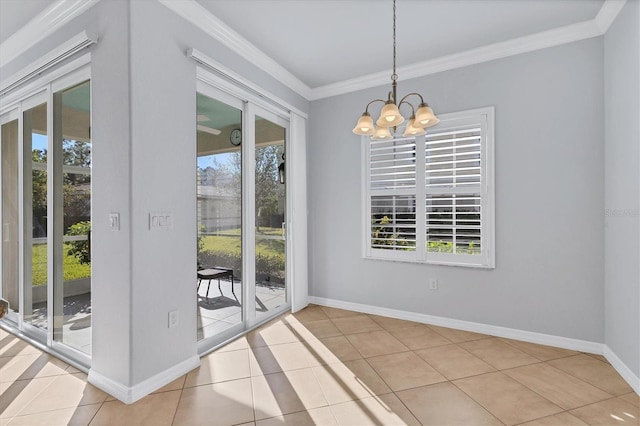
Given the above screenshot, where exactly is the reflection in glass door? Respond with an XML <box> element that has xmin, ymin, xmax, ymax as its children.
<box><xmin>196</xmin><ymin>91</ymin><xmax>244</xmax><ymax>342</ymax></box>
<box><xmin>1</xmin><ymin>117</ymin><xmax>19</xmax><ymax>319</ymax></box>
<box><xmin>254</xmin><ymin>114</ymin><xmax>287</xmax><ymax>321</ymax></box>
<box><xmin>53</xmin><ymin>80</ymin><xmax>92</xmax><ymax>354</ymax></box>
<box><xmin>23</xmin><ymin>101</ymin><xmax>49</xmax><ymax>329</ymax></box>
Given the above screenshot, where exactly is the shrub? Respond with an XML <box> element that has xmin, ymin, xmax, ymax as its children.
<box><xmin>66</xmin><ymin>221</ymin><xmax>91</xmax><ymax>264</ymax></box>
<box><xmin>427</xmin><ymin>240</ymin><xmax>480</xmax><ymax>255</ymax></box>
<box><xmin>371</xmin><ymin>215</ymin><xmax>411</xmax><ymax>249</ymax></box>
<box><xmin>427</xmin><ymin>240</ymin><xmax>453</xmax><ymax>253</ymax></box>
<box><xmin>198</xmin><ymin>249</ymin><xmax>285</xmax><ymax>284</ymax></box>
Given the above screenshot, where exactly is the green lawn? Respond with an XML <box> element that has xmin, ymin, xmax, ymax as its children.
<box><xmin>200</xmin><ymin>227</ymin><xmax>285</xmax><ymax>258</ymax></box>
<box><xmin>31</xmin><ymin>227</ymin><xmax>284</xmax><ymax>286</ymax></box>
<box><xmin>199</xmin><ymin>227</ymin><xmax>285</xmax><ymax>281</ymax></box>
<box><xmin>32</xmin><ymin>243</ymin><xmax>91</xmax><ymax>286</ymax></box>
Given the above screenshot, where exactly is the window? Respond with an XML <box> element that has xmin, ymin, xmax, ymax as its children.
<box><xmin>364</xmin><ymin>107</ymin><xmax>494</xmax><ymax>268</ymax></box>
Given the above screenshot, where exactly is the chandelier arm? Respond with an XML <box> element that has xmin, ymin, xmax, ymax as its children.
<box><xmin>364</xmin><ymin>99</ymin><xmax>387</xmax><ymax>113</ymax></box>
<box><xmin>398</xmin><ymin>100</ymin><xmax>415</xmax><ymax>115</ymax></box>
<box><xmin>398</xmin><ymin>92</ymin><xmax>425</xmax><ymax>106</ymax></box>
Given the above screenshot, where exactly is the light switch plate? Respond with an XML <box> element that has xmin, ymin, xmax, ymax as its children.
<box><xmin>109</xmin><ymin>213</ymin><xmax>120</xmax><ymax>230</ymax></box>
<box><xmin>168</xmin><ymin>310</ymin><xmax>179</xmax><ymax>328</ymax></box>
<box><xmin>149</xmin><ymin>212</ymin><xmax>173</xmax><ymax>230</ymax></box>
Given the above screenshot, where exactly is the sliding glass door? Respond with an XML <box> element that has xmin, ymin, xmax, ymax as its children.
<box><xmin>53</xmin><ymin>80</ymin><xmax>92</xmax><ymax>354</ymax></box>
<box><xmin>0</xmin><ymin>67</ymin><xmax>92</xmax><ymax>365</ymax></box>
<box><xmin>1</xmin><ymin>114</ymin><xmax>19</xmax><ymax>322</ymax></box>
<box><xmin>195</xmin><ymin>81</ymin><xmax>290</xmax><ymax>351</ymax></box>
<box><xmin>23</xmin><ymin>99</ymin><xmax>48</xmax><ymax>330</ymax></box>
<box><xmin>254</xmin><ymin>110</ymin><xmax>288</xmax><ymax>322</ymax></box>
<box><xmin>196</xmin><ymin>88</ymin><xmax>244</xmax><ymax>343</ymax></box>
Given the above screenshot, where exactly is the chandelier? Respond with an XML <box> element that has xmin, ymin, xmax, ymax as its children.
<box><xmin>352</xmin><ymin>0</ymin><xmax>439</xmax><ymax>140</ymax></box>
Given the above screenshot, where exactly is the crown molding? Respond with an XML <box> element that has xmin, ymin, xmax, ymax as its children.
<box><xmin>310</xmin><ymin>0</ymin><xmax>626</xmax><ymax>100</ymax></box>
<box><xmin>595</xmin><ymin>0</ymin><xmax>628</xmax><ymax>32</ymax></box>
<box><xmin>158</xmin><ymin>0</ymin><xmax>312</xmax><ymax>100</ymax></box>
<box><xmin>165</xmin><ymin>0</ymin><xmax>626</xmax><ymax>102</ymax></box>
<box><xmin>2</xmin><ymin>0</ymin><xmax>627</xmax><ymax>102</ymax></box>
<box><xmin>0</xmin><ymin>0</ymin><xmax>100</xmax><ymax>67</ymax></box>
<box><xmin>309</xmin><ymin>15</ymin><xmax>605</xmax><ymax>100</ymax></box>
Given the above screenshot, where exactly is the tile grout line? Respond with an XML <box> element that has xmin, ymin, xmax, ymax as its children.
<box><xmin>446</xmin><ymin>373</ymin><xmax>509</xmax><ymax>426</ymax></box>
<box><xmin>356</xmin><ymin>323</ymin><xmax>569</xmax><ymax>426</ymax></box>
<box><xmin>502</xmin><ymin>357</ymin><xmax>620</xmax><ymax>399</ymax></box>
<box><xmin>499</xmin><ymin>359</ymin><xmax>620</xmax><ymax>414</ymax></box>
<box><xmin>295</xmin><ymin>310</ymin><xmax>413</xmax><ymax>424</ymax></box>
<box><xmin>545</xmin><ymin>354</ymin><xmax>634</xmax><ymax>396</ymax></box>
<box><xmin>248</xmin><ymin>357</ymin><xmax>256</xmax><ymax>426</ymax></box>
<box><xmin>85</xmin><ymin>399</ymin><xmax>105</xmax><ymax>426</ymax></box>
<box><xmin>169</xmin><ymin>386</ymin><xmax>184</xmax><ymax>425</ymax></box>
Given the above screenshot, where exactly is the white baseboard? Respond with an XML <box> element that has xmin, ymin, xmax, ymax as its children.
<box><xmin>88</xmin><ymin>355</ymin><xmax>200</xmax><ymax>404</ymax></box>
<box><xmin>603</xmin><ymin>345</ymin><xmax>640</xmax><ymax>395</ymax></box>
<box><xmin>309</xmin><ymin>296</ymin><xmax>602</xmax><ymax>353</ymax></box>
<box><xmin>309</xmin><ymin>296</ymin><xmax>640</xmax><ymax>395</ymax></box>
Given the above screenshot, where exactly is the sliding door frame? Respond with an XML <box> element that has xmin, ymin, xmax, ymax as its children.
<box><xmin>196</xmin><ymin>69</ymin><xmax>293</xmax><ymax>354</ymax></box>
<box><xmin>0</xmin><ymin>59</ymin><xmax>92</xmax><ymax>368</ymax></box>
<box><xmin>20</xmin><ymin>90</ymin><xmax>49</xmax><ymax>344</ymax></box>
<box><xmin>0</xmin><ymin>108</ymin><xmax>20</xmax><ymax>326</ymax></box>
<box><xmin>195</xmin><ymin>82</ymin><xmax>247</xmax><ymax>352</ymax></box>
<box><xmin>248</xmin><ymin>103</ymin><xmax>291</xmax><ymax>326</ymax></box>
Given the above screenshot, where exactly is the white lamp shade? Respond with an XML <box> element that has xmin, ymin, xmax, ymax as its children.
<box><xmin>376</xmin><ymin>102</ymin><xmax>405</xmax><ymax>127</ymax></box>
<box><xmin>372</xmin><ymin>126</ymin><xmax>393</xmax><ymax>140</ymax></box>
<box><xmin>415</xmin><ymin>105</ymin><xmax>438</xmax><ymax>127</ymax></box>
<box><xmin>423</xmin><ymin>116</ymin><xmax>440</xmax><ymax>128</ymax></box>
<box><xmin>352</xmin><ymin>113</ymin><xmax>375</xmax><ymax>135</ymax></box>
<box><xmin>403</xmin><ymin>118</ymin><xmax>426</xmax><ymax>137</ymax></box>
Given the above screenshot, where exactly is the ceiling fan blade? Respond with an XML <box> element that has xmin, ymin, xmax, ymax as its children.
<box><xmin>197</xmin><ymin>124</ymin><xmax>222</xmax><ymax>136</ymax></box>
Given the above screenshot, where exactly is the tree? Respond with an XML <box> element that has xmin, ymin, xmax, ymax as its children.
<box><xmin>32</xmin><ymin>149</ymin><xmax>48</xmax><ymax>237</ymax></box>
<box><xmin>62</xmin><ymin>140</ymin><xmax>91</xmax><ymax>230</ymax></box>
<box><xmin>255</xmin><ymin>145</ymin><xmax>284</xmax><ymax>225</ymax></box>
<box><xmin>222</xmin><ymin>145</ymin><xmax>284</xmax><ymax>229</ymax></box>
<box><xmin>30</xmin><ymin>139</ymin><xmax>92</xmax><ymax>236</ymax></box>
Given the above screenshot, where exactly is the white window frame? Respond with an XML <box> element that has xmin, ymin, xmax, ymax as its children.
<box><xmin>363</xmin><ymin>106</ymin><xmax>495</xmax><ymax>268</ymax></box>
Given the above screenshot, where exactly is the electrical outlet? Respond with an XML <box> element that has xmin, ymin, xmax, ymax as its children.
<box><xmin>168</xmin><ymin>310</ymin><xmax>179</xmax><ymax>328</ymax></box>
<box><xmin>429</xmin><ymin>278</ymin><xmax>438</xmax><ymax>290</ymax></box>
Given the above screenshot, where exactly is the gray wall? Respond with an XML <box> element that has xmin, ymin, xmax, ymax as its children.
<box><xmin>0</xmin><ymin>0</ymin><xmax>136</xmax><ymax>388</ymax></box>
<box><xmin>90</xmin><ymin>0</ymin><xmax>134</xmax><ymax>388</ymax></box>
<box><xmin>604</xmin><ymin>1</ymin><xmax>640</xmax><ymax>378</ymax></box>
<box><xmin>1</xmin><ymin>0</ymin><xmax>309</xmax><ymax>393</ymax></box>
<box><xmin>309</xmin><ymin>37</ymin><xmax>605</xmax><ymax>342</ymax></box>
<box><xmin>125</xmin><ymin>0</ymin><xmax>308</xmax><ymax>385</ymax></box>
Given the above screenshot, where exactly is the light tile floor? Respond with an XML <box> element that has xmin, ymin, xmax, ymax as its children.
<box><xmin>197</xmin><ymin>280</ymin><xmax>286</xmax><ymax>341</ymax></box>
<box><xmin>1</xmin><ymin>304</ymin><xmax>638</xmax><ymax>425</ymax></box>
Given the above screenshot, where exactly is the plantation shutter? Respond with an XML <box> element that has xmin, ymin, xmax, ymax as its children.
<box><xmin>425</xmin><ymin>126</ymin><xmax>482</xmax><ymax>255</ymax></box>
<box><xmin>369</xmin><ymin>138</ymin><xmax>417</xmax><ymax>252</ymax></box>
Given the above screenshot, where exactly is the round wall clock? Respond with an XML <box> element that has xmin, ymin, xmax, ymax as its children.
<box><xmin>230</xmin><ymin>128</ymin><xmax>242</xmax><ymax>146</ymax></box>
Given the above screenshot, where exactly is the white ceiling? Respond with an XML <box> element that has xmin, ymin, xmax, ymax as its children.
<box><xmin>0</xmin><ymin>0</ymin><xmax>606</xmax><ymax>90</ymax></box>
<box><xmin>196</xmin><ymin>0</ymin><xmax>605</xmax><ymax>88</ymax></box>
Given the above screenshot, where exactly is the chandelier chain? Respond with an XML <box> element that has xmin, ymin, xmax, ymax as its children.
<box><xmin>391</xmin><ymin>0</ymin><xmax>397</xmax><ymax>82</ymax></box>
<box><xmin>352</xmin><ymin>0</ymin><xmax>439</xmax><ymax>138</ymax></box>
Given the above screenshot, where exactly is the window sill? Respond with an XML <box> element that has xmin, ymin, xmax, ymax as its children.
<box><xmin>363</xmin><ymin>254</ymin><xmax>495</xmax><ymax>269</ymax></box>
